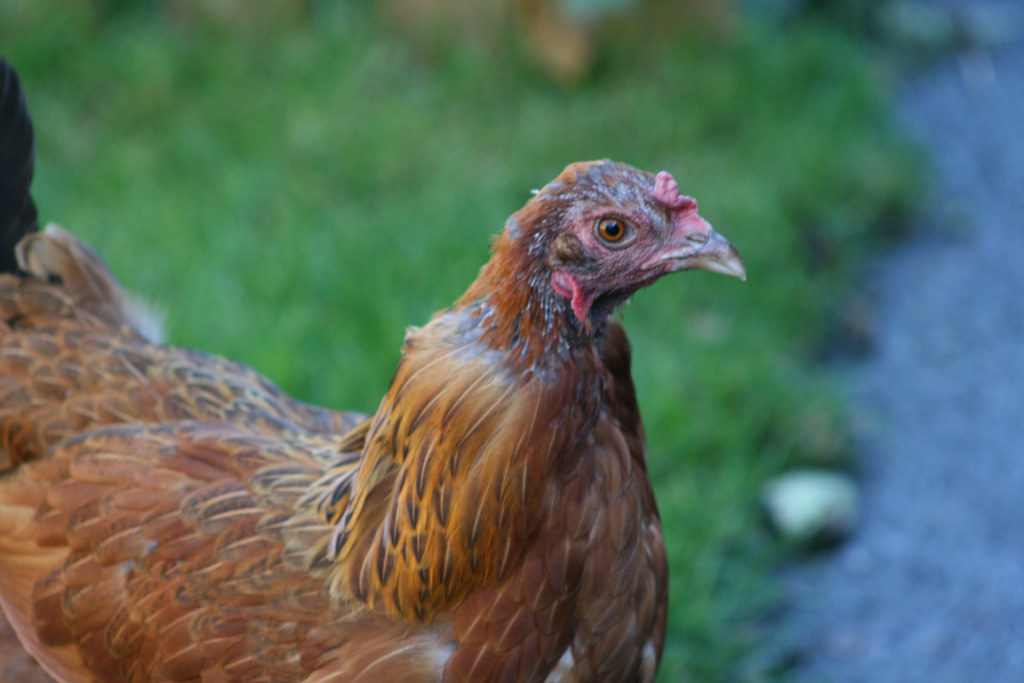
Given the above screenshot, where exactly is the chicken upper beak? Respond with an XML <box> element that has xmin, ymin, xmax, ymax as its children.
<box><xmin>660</xmin><ymin>228</ymin><xmax>746</xmax><ymax>281</ymax></box>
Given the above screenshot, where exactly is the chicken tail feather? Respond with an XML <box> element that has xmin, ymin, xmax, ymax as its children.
<box><xmin>16</xmin><ymin>224</ymin><xmax>165</xmax><ymax>343</ymax></box>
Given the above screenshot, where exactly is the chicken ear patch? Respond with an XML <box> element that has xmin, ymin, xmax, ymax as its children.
<box><xmin>551</xmin><ymin>270</ymin><xmax>595</xmax><ymax>324</ymax></box>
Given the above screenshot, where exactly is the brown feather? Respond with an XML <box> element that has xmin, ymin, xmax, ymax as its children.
<box><xmin>0</xmin><ymin>159</ymin><xmax>743</xmax><ymax>681</ymax></box>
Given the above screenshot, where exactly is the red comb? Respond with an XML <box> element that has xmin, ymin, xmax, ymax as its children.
<box><xmin>653</xmin><ymin>171</ymin><xmax>697</xmax><ymax>212</ymax></box>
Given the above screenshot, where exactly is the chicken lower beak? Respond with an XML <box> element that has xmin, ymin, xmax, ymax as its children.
<box><xmin>675</xmin><ymin>228</ymin><xmax>746</xmax><ymax>281</ymax></box>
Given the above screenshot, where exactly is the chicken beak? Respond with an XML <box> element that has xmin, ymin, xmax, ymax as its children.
<box><xmin>690</xmin><ymin>229</ymin><xmax>746</xmax><ymax>280</ymax></box>
<box><xmin>663</xmin><ymin>228</ymin><xmax>747</xmax><ymax>281</ymax></box>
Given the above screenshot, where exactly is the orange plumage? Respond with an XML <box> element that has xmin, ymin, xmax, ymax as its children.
<box><xmin>0</xmin><ymin>60</ymin><xmax>744</xmax><ymax>681</ymax></box>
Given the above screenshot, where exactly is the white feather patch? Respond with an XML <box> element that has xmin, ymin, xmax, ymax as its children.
<box><xmin>124</xmin><ymin>292</ymin><xmax>167</xmax><ymax>345</ymax></box>
<box><xmin>544</xmin><ymin>646</ymin><xmax>575</xmax><ymax>681</ymax></box>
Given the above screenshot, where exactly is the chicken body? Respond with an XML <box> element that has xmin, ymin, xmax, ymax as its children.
<box><xmin>0</xmin><ymin>62</ymin><xmax>744</xmax><ymax>682</ymax></box>
<box><xmin>0</xmin><ymin>223</ymin><xmax>666</xmax><ymax>682</ymax></box>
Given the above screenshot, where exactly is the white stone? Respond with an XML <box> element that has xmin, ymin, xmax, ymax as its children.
<box><xmin>761</xmin><ymin>469</ymin><xmax>859</xmax><ymax>546</ymax></box>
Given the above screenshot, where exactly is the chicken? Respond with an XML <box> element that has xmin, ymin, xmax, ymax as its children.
<box><xmin>0</xmin><ymin>59</ymin><xmax>745</xmax><ymax>682</ymax></box>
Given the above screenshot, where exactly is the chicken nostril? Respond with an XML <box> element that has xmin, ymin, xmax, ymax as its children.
<box><xmin>686</xmin><ymin>231</ymin><xmax>708</xmax><ymax>244</ymax></box>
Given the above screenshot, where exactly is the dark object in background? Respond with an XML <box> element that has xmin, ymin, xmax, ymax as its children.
<box><xmin>0</xmin><ymin>59</ymin><xmax>38</xmax><ymax>274</ymax></box>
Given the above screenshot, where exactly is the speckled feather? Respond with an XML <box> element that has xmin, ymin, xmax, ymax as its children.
<box><xmin>0</xmin><ymin>157</ymin><xmax>743</xmax><ymax>681</ymax></box>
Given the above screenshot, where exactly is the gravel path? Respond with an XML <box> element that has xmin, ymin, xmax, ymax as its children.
<box><xmin>785</xmin><ymin>2</ymin><xmax>1024</xmax><ymax>680</ymax></box>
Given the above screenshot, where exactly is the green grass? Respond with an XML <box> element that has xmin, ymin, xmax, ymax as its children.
<box><xmin>1</xmin><ymin>2</ymin><xmax>919</xmax><ymax>678</ymax></box>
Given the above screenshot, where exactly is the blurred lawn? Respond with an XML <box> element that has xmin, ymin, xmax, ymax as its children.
<box><xmin>1</xmin><ymin>1</ymin><xmax>919</xmax><ymax>678</ymax></box>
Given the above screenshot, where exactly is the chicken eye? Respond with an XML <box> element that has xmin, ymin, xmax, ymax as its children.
<box><xmin>597</xmin><ymin>218</ymin><xmax>629</xmax><ymax>244</ymax></box>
